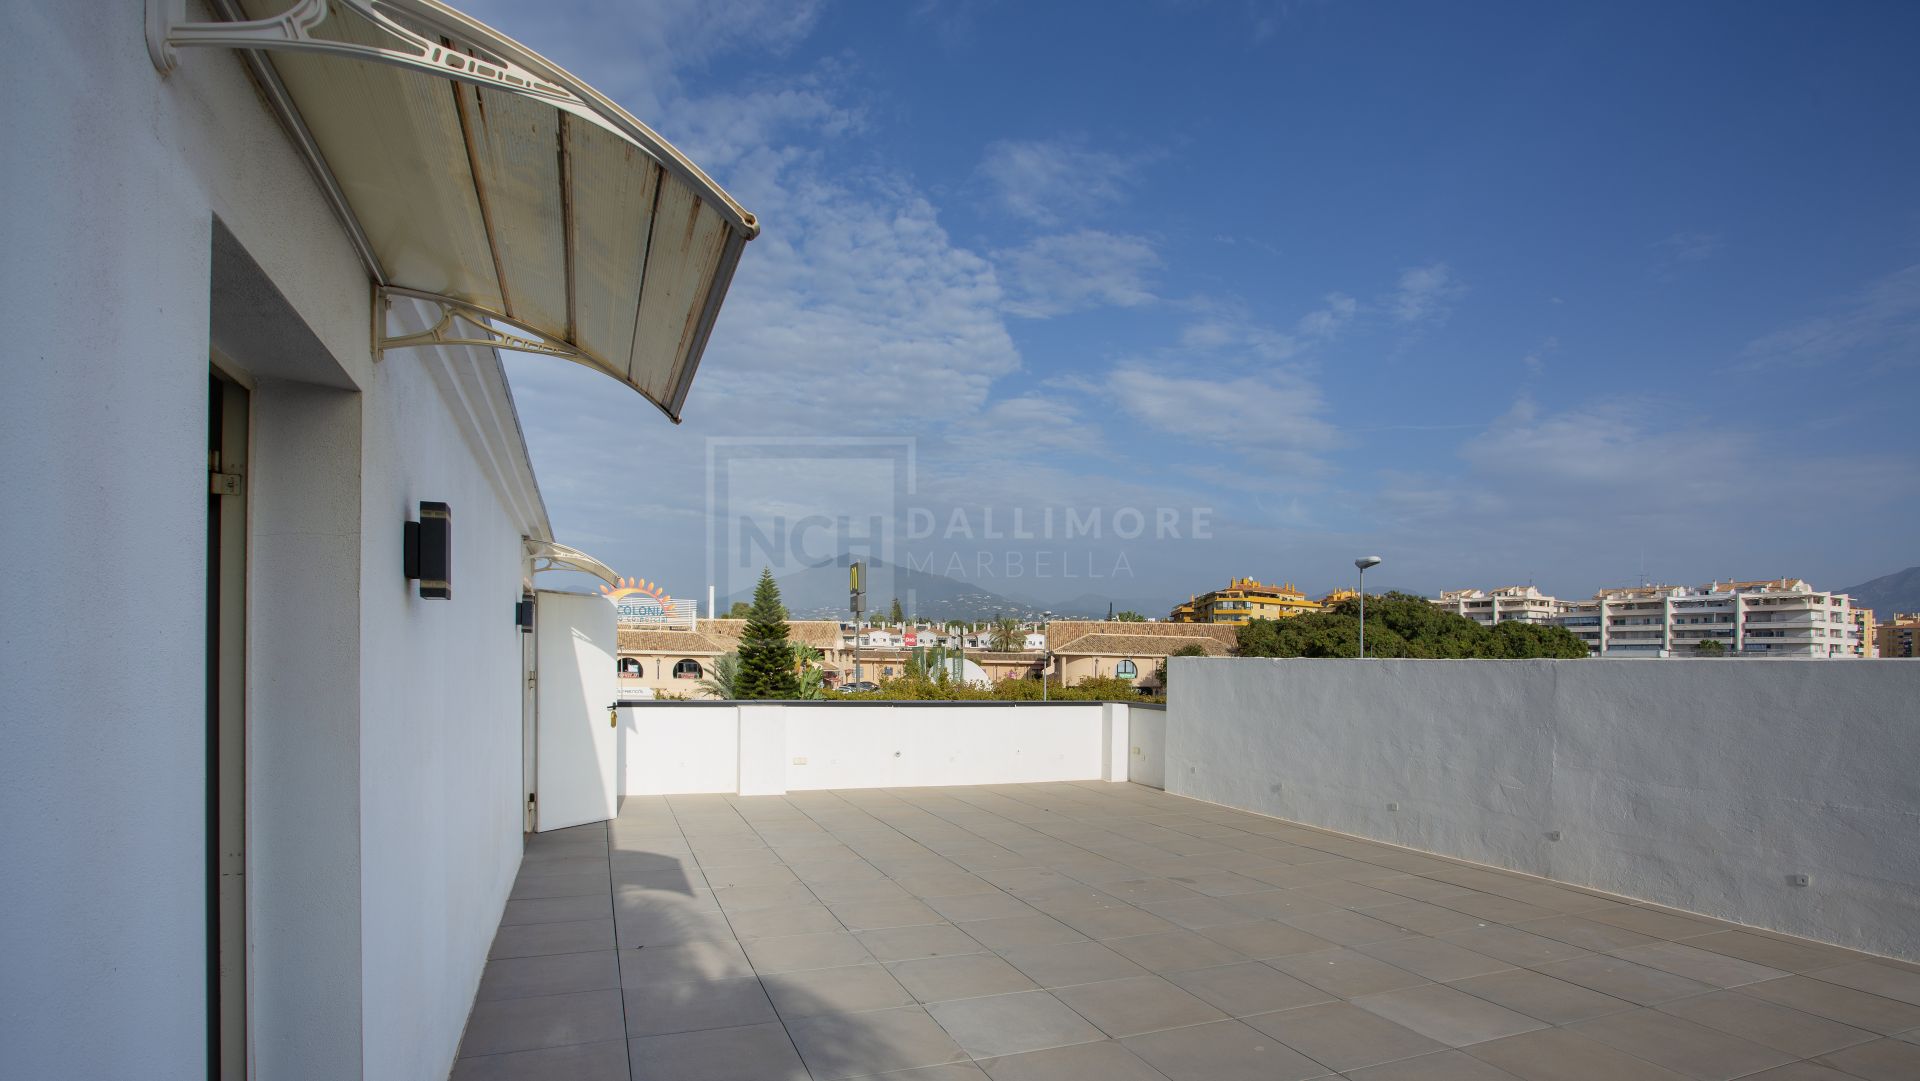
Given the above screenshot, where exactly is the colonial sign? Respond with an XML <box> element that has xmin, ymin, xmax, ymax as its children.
<box><xmin>600</xmin><ymin>577</ymin><xmax>674</xmax><ymax>623</ymax></box>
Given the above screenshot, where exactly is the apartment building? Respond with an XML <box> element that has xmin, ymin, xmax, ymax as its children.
<box><xmin>1169</xmin><ymin>577</ymin><xmax>1320</xmax><ymax>624</ymax></box>
<box><xmin>1434</xmin><ymin>585</ymin><xmax>1561</xmax><ymax>626</ymax></box>
<box><xmin>1853</xmin><ymin>607</ymin><xmax>1878</xmax><ymax>658</ymax></box>
<box><xmin>1877</xmin><ymin>614</ymin><xmax>1920</xmax><ymax>658</ymax></box>
<box><xmin>1435</xmin><ymin>579</ymin><xmax>1861</xmax><ymax>658</ymax></box>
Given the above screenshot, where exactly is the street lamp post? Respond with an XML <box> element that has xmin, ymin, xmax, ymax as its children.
<box><xmin>1355</xmin><ymin>556</ymin><xmax>1383</xmax><ymax>658</ymax></box>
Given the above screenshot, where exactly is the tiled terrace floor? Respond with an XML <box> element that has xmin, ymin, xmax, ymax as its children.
<box><xmin>452</xmin><ymin>783</ymin><xmax>1920</xmax><ymax>1080</ymax></box>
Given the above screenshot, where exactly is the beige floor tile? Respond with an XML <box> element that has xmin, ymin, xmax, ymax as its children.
<box><xmin>1808</xmin><ymin>960</ymin><xmax>1920</xmax><ymax>1007</ymax></box>
<box><xmin>787</xmin><ymin>1004</ymin><xmax>971</xmax><ymax>1079</ymax></box>
<box><xmin>975</xmin><ymin>1038</ymin><xmax>1173</xmax><ymax>1081</ymax></box>
<box><xmin>1568</xmin><ymin>1007</ymin><xmax>1795</xmax><ymax>1080</ymax></box>
<box><xmin>1103</xmin><ymin>929</ymin><xmax>1249</xmax><ymax>974</ymax></box>
<box><xmin>1352</xmin><ymin>983</ymin><xmax>1546</xmax><ymax>1047</ymax></box>
<box><xmin>759</xmin><ymin>962</ymin><xmax>916</xmax><ymax>1019</ymax></box>
<box><xmin>1167</xmin><ymin>961</ymin><xmax>1335</xmax><ymax>1017</ymax></box>
<box><xmin>1342</xmin><ymin>1049</ymin><xmax>1527</xmax><ymax>1080</ymax></box>
<box><xmin>1243</xmin><ymin>1000</ymin><xmax>1444</xmax><ymax>1072</ymax></box>
<box><xmin>1610</xmin><ymin>940</ymin><xmax>1788</xmax><ymax>988</ymax></box>
<box><xmin>1812</xmin><ymin>1036</ymin><xmax>1920</xmax><ymax>1081</ymax></box>
<box><xmin>1121</xmin><ymin>1018</ymin><xmax>1330</xmax><ymax>1081</ymax></box>
<box><xmin>1447</xmin><ymin>968</ymin><xmax>1637</xmax><ymax>1026</ymax></box>
<box><xmin>1466</xmin><ymin>1027</ymin><xmax>1692</xmax><ymax>1080</ymax></box>
<box><xmin>450</xmin><ymin>1039</ymin><xmax>629</xmax><ymax>1081</ymax></box>
<box><xmin>1356</xmin><ymin>935</ymin><xmax>1514</xmax><ymax>982</ymax></box>
<box><xmin>1739</xmin><ymin>975</ymin><xmax>1920</xmax><ymax>1034</ymax></box>
<box><xmin>628</xmin><ymin>1021</ymin><xmax>809</xmax><ymax>1081</ymax></box>
<box><xmin>927</xmin><ymin>990</ymin><xmax>1107</xmax><ymax>1058</ymax></box>
<box><xmin>1530</xmin><ymin>954</ymin><xmax>1714</xmax><ymax>1006</ymax></box>
<box><xmin>1656</xmin><ymin>989</ymin><xmax>1878</xmax><ymax>1058</ymax></box>
<box><xmin>1268</xmin><ymin>947</ymin><xmax>1430</xmax><ymax>999</ymax></box>
<box><xmin>1052</xmin><ymin>976</ymin><xmax>1228</xmax><ymax>1038</ymax></box>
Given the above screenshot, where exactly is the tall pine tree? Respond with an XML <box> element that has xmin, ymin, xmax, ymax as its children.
<box><xmin>736</xmin><ymin>568</ymin><xmax>799</xmax><ymax>699</ymax></box>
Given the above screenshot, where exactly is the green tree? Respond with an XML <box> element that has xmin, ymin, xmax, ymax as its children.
<box><xmin>989</xmin><ymin>616</ymin><xmax>1022</xmax><ymax>652</ymax></box>
<box><xmin>736</xmin><ymin>568</ymin><xmax>800</xmax><ymax>699</ymax></box>
<box><xmin>889</xmin><ymin>597</ymin><xmax>903</xmax><ymax>624</ymax></box>
<box><xmin>1692</xmin><ymin>638</ymin><xmax>1727</xmax><ymax>656</ymax></box>
<box><xmin>695</xmin><ymin>653</ymin><xmax>741</xmax><ymax>699</ymax></box>
<box><xmin>1487</xmin><ymin>620</ymin><xmax>1590</xmax><ymax>659</ymax></box>
<box><xmin>1236</xmin><ymin>592</ymin><xmax>1590</xmax><ymax>660</ymax></box>
<box><xmin>1114</xmin><ymin>610</ymin><xmax>1147</xmax><ymax>622</ymax></box>
<box><xmin>724</xmin><ymin>600</ymin><xmax>753</xmax><ymax>619</ymax></box>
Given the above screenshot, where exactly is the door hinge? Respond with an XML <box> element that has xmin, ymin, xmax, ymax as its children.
<box><xmin>209</xmin><ymin>471</ymin><xmax>243</xmax><ymax>496</ymax></box>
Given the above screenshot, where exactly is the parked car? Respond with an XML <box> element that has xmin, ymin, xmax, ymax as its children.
<box><xmin>840</xmin><ymin>681</ymin><xmax>880</xmax><ymax>693</ymax></box>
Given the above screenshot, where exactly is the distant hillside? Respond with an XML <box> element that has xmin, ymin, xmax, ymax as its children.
<box><xmin>1045</xmin><ymin>592</ymin><xmax>1182</xmax><ymax>620</ymax></box>
<box><xmin>1839</xmin><ymin>566</ymin><xmax>1920</xmax><ymax>616</ymax></box>
<box><xmin>719</xmin><ymin>556</ymin><xmax>1049</xmax><ymax>622</ymax></box>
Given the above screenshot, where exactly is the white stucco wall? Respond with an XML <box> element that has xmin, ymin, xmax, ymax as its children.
<box><xmin>2</xmin><ymin>6</ymin><xmax>540</xmax><ymax>1079</ymax></box>
<box><xmin>1167</xmin><ymin>657</ymin><xmax>1920</xmax><ymax>961</ymax></box>
<box><xmin>357</xmin><ymin>354</ymin><xmax>533</xmax><ymax>1081</ymax></box>
<box><xmin>622</xmin><ymin>706</ymin><xmax>744</xmax><ymax>795</ymax></box>
<box><xmin>617</xmin><ymin>703</ymin><xmax>1130</xmax><ymax>795</ymax></box>
<box><xmin>4</xmin><ymin>7</ymin><xmax>366</xmax><ymax>1078</ymax></box>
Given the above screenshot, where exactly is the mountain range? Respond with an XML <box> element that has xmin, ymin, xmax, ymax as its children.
<box><xmin>1839</xmin><ymin>566</ymin><xmax>1920</xmax><ymax>617</ymax></box>
<box><xmin>719</xmin><ymin>556</ymin><xmax>1177</xmax><ymax>621</ymax></box>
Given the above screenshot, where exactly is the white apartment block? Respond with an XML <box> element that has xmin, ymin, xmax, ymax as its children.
<box><xmin>1436</xmin><ymin>579</ymin><xmax>1860</xmax><ymax>659</ymax></box>
<box><xmin>1435</xmin><ymin>585</ymin><xmax>1562</xmax><ymax>626</ymax></box>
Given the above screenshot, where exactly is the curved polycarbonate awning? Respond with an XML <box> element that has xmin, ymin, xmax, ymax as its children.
<box><xmin>149</xmin><ymin>0</ymin><xmax>759</xmax><ymax>422</ymax></box>
<box><xmin>525</xmin><ymin>539</ymin><xmax>618</xmax><ymax>587</ymax></box>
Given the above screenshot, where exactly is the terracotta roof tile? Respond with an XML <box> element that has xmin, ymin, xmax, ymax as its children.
<box><xmin>1049</xmin><ymin>633</ymin><xmax>1232</xmax><ymax>658</ymax></box>
<box><xmin>1044</xmin><ymin>620</ymin><xmax>1235</xmax><ymax>650</ymax></box>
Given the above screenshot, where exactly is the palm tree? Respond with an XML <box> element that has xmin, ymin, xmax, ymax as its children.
<box><xmin>695</xmin><ymin>653</ymin><xmax>741</xmax><ymax>699</ymax></box>
<box><xmin>793</xmin><ymin>643</ymin><xmax>828</xmax><ymax>699</ymax></box>
<box><xmin>989</xmin><ymin>616</ymin><xmax>1021</xmax><ymax>652</ymax></box>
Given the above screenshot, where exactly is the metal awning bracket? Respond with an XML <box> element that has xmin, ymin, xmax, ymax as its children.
<box><xmin>148</xmin><ymin>0</ymin><xmax>576</xmax><ymax>106</ymax></box>
<box><xmin>524</xmin><ymin>539</ymin><xmax>619</xmax><ymax>587</ymax></box>
<box><xmin>376</xmin><ymin>287</ymin><xmax>592</xmax><ymax>364</ymax></box>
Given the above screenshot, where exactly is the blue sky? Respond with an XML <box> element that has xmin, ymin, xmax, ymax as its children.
<box><xmin>474</xmin><ymin>0</ymin><xmax>1920</xmax><ymax>611</ymax></box>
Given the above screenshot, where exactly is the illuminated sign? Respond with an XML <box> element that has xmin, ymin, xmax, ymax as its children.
<box><xmin>600</xmin><ymin>577</ymin><xmax>675</xmax><ymax>623</ymax></box>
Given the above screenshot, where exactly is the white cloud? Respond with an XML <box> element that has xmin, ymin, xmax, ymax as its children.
<box><xmin>994</xmin><ymin>231</ymin><xmax>1159</xmax><ymax>318</ymax></box>
<box><xmin>1172</xmin><ymin>291</ymin><xmax>1355</xmax><ymax>363</ymax></box>
<box><xmin>1738</xmin><ymin>263</ymin><xmax>1920</xmax><ymax>371</ymax></box>
<box><xmin>459</xmin><ymin>0</ymin><xmax>826</xmax><ymax>120</ymax></box>
<box><xmin>1655</xmin><ymin>230</ymin><xmax>1722</xmax><ymax>263</ymax></box>
<box><xmin>1459</xmin><ymin>395</ymin><xmax>1747</xmax><ymax>500</ymax></box>
<box><xmin>1296</xmin><ymin>292</ymin><xmax>1357</xmax><ymax>338</ymax></box>
<box><xmin>976</xmin><ymin>138</ymin><xmax>1135</xmax><ymax>226</ymax></box>
<box><xmin>1388</xmin><ymin>262</ymin><xmax>1464</xmax><ymax>324</ymax></box>
<box><xmin>1100</xmin><ymin>364</ymin><xmax>1339</xmax><ymax>459</ymax></box>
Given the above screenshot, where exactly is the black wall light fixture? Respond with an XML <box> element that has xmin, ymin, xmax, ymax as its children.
<box><xmin>515</xmin><ymin>595</ymin><xmax>535</xmax><ymax>632</ymax></box>
<box><xmin>403</xmin><ymin>501</ymin><xmax>453</xmax><ymax>599</ymax></box>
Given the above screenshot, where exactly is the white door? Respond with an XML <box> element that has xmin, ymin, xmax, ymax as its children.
<box><xmin>533</xmin><ymin>589</ymin><xmax>619</xmax><ymax>831</ymax></box>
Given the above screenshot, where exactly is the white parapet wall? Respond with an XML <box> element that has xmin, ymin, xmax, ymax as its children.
<box><xmin>1166</xmin><ymin>656</ymin><xmax>1920</xmax><ymax>961</ymax></box>
<box><xmin>617</xmin><ymin>702</ymin><xmax>1140</xmax><ymax>796</ymax></box>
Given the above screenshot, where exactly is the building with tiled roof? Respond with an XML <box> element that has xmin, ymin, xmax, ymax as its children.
<box><xmin>1046</xmin><ymin>623</ymin><xmax>1235</xmax><ymax>690</ymax></box>
<box><xmin>1168</xmin><ymin>577</ymin><xmax>1321</xmax><ymax>625</ymax></box>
